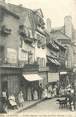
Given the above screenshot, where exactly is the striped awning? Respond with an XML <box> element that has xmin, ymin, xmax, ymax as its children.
<box><xmin>23</xmin><ymin>74</ymin><xmax>43</xmax><ymax>81</ymax></box>
<box><xmin>48</xmin><ymin>57</ymin><xmax>60</xmax><ymax>66</ymax></box>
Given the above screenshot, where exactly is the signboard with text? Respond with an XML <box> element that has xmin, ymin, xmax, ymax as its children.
<box><xmin>7</xmin><ymin>48</ymin><xmax>17</xmax><ymax>64</ymax></box>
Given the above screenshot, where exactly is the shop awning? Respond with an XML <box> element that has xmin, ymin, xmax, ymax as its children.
<box><xmin>23</xmin><ymin>74</ymin><xmax>43</xmax><ymax>81</ymax></box>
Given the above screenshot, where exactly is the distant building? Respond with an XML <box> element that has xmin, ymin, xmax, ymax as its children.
<box><xmin>46</xmin><ymin>30</ymin><xmax>66</xmax><ymax>85</ymax></box>
<box><xmin>49</xmin><ymin>16</ymin><xmax>76</xmax><ymax>87</ymax></box>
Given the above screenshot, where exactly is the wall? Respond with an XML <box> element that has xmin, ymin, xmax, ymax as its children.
<box><xmin>0</xmin><ymin>74</ymin><xmax>1</xmax><ymax>97</ymax></box>
<box><xmin>1</xmin><ymin>12</ymin><xmax>20</xmax><ymax>64</ymax></box>
<box><xmin>65</xmin><ymin>45</ymin><xmax>73</xmax><ymax>69</ymax></box>
<box><xmin>18</xmin><ymin>41</ymin><xmax>35</xmax><ymax>64</ymax></box>
<box><xmin>8</xmin><ymin>75</ymin><xmax>20</xmax><ymax>96</ymax></box>
<box><xmin>35</xmin><ymin>43</ymin><xmax>47</xmax><ymax>66</ymax></box>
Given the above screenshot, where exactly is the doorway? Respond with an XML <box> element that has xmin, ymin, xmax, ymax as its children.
<box><xmin>1</xmin><ymin>80</ymin><xmax>8</xmax><ymax>97</ymax></box>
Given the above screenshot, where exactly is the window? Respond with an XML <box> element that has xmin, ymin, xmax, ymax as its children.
<box><xmin>28</xmin><ymin>29</ymin><xmax>33</xmax><ymax>38</ymax></box>
<box><xmin>37</xmin><ymin>57</ymin><xmax>45</xmax><ymax>67</ymax></box>
<box><xmin>19</xmin><ymin>48</ymin><xmax>28</xmax><ymax>63</ymax></box>
<box><xmin>28</xmin><ymin>51</ymin><xmax>33</xmax><ymax>64</ymax></box>
<box><xmin>37</xmin><ymin>57</ymin><xmax>40</xmax><ymax>65</ymax></box>
<box><xmin>1</xmin><ymin>25</ymin><xmax>11</xmax><ymax>36</ymax></box>
<box><xmin>42</xmin><ymin>58</ymin><xmax>46</xmax><ymax>67</ymax></box>
<box><xmin>0</xmin><ymin>46</ymin><xmax>4</xmax><ymax>63</ymax></box>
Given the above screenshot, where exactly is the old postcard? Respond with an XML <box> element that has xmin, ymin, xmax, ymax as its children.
<box><xmin>0</xmin><ymin>0</ymin><xmax>76</xmax><ymax>116</ymax></box>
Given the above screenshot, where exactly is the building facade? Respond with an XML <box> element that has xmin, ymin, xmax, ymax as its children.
<box><xmin>0</xmin><ymin>1</ymin><xmax>47</xmax><ymax>100</ymax></box>
<box><xmin>46</xmin><ymin>31</ymin><xmax>66</xmax><ymax>87</ymax></box>
<box><xmin>0</xmin><ymin>1</ymin><xmax>21</xmax><ymax>98</ymax></box>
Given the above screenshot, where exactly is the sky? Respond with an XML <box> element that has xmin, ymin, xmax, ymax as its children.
<box><xmin>6</xmin><ymin>0</ymin><xmax>76</xmax><ymax>29</ymax></box>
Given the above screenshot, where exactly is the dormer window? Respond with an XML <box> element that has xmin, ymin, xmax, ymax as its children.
<box><xmin>1</xmin><ymin>25</ymin><xmax>11</xmax><ymax>36</ymax></box>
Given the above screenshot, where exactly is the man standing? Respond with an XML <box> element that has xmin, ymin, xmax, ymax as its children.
<box><xmin>38</xmin><ymin>84</ymin><xmax>43</xmax><ymax>99</ymax></box>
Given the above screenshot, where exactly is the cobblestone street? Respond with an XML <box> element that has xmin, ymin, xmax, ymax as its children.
<box><xmin>18</xmin><ymin>98</ymin><xmax>76</xmax><ymax>115</ymax></box>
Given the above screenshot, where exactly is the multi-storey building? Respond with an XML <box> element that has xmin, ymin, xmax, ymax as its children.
<box><xmin>33</xmin><ymin>9</ymin><xmax>48</xmax><ymax>88</ymax></box>
<box><xmin>0</xmin><ymin>0</ymin><xmax>21</xmax><ymax>98</ymax></box>
<box><xmin>49</xmin><ymin>16</ymin><xmax>76</xmax><ymax>87</ymax></box>
<box><xmin>46</xmin><ymin>31</ymin><xmax>66</xmax><ymax>87</ymax></box>
<box><xmin>0</xmin><ymin>0</ymin><xmax>47</xmax><ymax>100</ymax></box>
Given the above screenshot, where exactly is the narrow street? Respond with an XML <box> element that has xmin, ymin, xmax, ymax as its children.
<box><xmin>19</xmin><ymin>98</ymin><xmax>74</xmax><ymax>115</ymax></box>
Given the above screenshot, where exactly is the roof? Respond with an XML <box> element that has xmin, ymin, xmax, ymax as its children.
<box><xmin>7</xmin><ymin>3</ymin><xmax>37</xmax><ymax>30</ymax></box>
<box><xmin>47</xmin><ymin>41</ymin><xmax>59</xmax><ymax>51</ymax></box>
<box><xmin>54</xmin><ymin>40</ymin><xmax>66</xmax><ymax>50</ymax></box>
<box><xmin>50</xmin><ymin>30</ymin><xmax>71</xmax><ymax>40</ymax></box>
<box><xmin>0</xmin><ymin>2</ymin><xmax>19</xmax><ymax>19</ymax></box>
<box><xmin>33</xmin><ymin>8</ymin><xmax>44</xmax><ymax>18</ymax></box>
<box><xmin>47</xmin><ymin>56</ymin><xmax>61</xmax><ymax>66</ymax></box>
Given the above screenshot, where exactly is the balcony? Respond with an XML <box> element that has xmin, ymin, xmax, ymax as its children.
<box><xmin>19</xmin><ymin>25</ymin><xmax>27</xmax><ymax>38</ymax></box>
<box><xmin>19</xmin><ymin>25</ymin><xmax>33</xmax><ymax>43</ymax></box>
<box><xmin>23</xmin><ymin>62</ymin><xmax>39</xmax><ymax>72</ymax></box>
<box><xmin>0</xmin><ymin>25</ymin><xmax>11</xmax><ymax>36</ymax></box>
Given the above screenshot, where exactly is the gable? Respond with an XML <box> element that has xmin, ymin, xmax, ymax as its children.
<box><xmin>24</xmin><ymin>15</ymin><xmax>31</xmax><ymax>28</ymax></box>
<box><xmin>35</xmin><ymin>9</ymin><xmax>43</xmax><ymax>18</ymax></box>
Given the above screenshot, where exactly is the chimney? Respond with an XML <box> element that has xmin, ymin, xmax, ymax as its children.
<box><xmin>64</xmin><ymin>16</ymin><xmax>73</xmax><ymax>39</ymax></box>
<box><xmin>46</xmin><ymin>18</ymin><xmax>51</xmax><ymax>33</ymax></box>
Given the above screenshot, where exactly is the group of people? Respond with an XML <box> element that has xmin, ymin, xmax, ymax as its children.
<box><xmin>0</xmin><ymin>89</ymin><xmax>25</xmax><ymax>113</ymax></box>
<box><xmin>32</xmin><ymin>84</ymin><xmax>60</xmax><ymax>100</ymax></box>
<box><xmin>58</xmin><ymin>83</ymin><xmax>76</xmax><ymax>111</ymax></box>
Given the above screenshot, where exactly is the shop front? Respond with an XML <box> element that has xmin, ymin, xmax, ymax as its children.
<box><xmin>0</xmin><ymin>66</ymin><xmax>22</xmax><ymax>98</ymax></box>
<box><xmin>38</xmin><ymin>71</ymin><xmax>48</xmax><ymax>88</ymax></box>
<box><xmin>47</xmin><ymin>72</ymin><xmax>59</xmax><ymax>86</ymax></box>
<box><xmin>21</xmin><ymin>64</ymin><xmax>43</xmax><ymax>101</ymax></box>
<box><xmin>59</xmin><ymin>71</ymin><xmax>74</xmax><ymax>89</ymax></box>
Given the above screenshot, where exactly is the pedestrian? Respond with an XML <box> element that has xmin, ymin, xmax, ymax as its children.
<box><xmin>18</xmin><ymin>90</ymin><xmax>24</xmax><ymax>107</ymax></box>
<box><xmin>38</xmin><ymin>84</ymin><xmax>43</xmax><ymax>99</ymax></box>
<box><xmin>8</xmin><ymin>95</ymin><xmax>17</xmax><ymax>109</ymax></box>
<box><xmin>53</xmin><ymin>86</ymin><xmax>57</xmax><ymax>97</ymax></box>
<box><xmin>42</xmin><ymin>87</ymin><xmax>48</xmax><ymax>99</ymax></box>
<box><xmin>33</xmin><ymin>89</ymin><xmax>38</xmax><ymax>100</ymax></box>
<box><xmin>27</xmin><ymin>87</ymin><xmax>32</xmax><ymax>101</ymax></box>
<box><xmin>2</xmin><ymin>90</ymin><xmax>8</xmax><ymax>113</ymax></box>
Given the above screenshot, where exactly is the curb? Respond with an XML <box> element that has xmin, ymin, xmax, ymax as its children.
<box><xmin>8</xmin><ymin>98</ymin><xmax>53</xmax><ymax>114</ymax></box>
<box><xmin>17</xmin><ymin>99</ymin><xmax>44</xmax><ymax>113</ymax></box>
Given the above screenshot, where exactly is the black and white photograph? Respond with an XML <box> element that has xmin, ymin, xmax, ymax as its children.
<box><xmin>0</xmin><ymin>0</ymin><xmax>76</xmax><ymax>116</ymax></box>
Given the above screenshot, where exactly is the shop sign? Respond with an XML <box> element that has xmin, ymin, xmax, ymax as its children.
<box><xmin>7</xmin><ymin>48</ymin><xmax>17</xmax><ymax>64</ymax></box>
<box><xmin>19</xmin><ymin>48</ymin><xmax>28</xmax><ymax>61</ymax></box>
<box><xmin>48</xmin><ymin>73</ymin><xmax>59</xmax><ymax>82</ymax></box>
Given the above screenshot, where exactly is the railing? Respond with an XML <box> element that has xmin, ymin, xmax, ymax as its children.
<box><xmin>23</xmin><ymin>63</ymin><xmax>39</xmax><ymax>72</ymax></box>
<box><xmin>19</xmin><ymin>28</ymin><xmax>27</xmax><ymax>37</ymax></box>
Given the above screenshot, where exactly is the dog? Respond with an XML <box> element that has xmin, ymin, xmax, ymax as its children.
<box><xmin>56</xmin><ymin>98</ymin><xmax>67</xmax><ymax>109</ymax></box>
